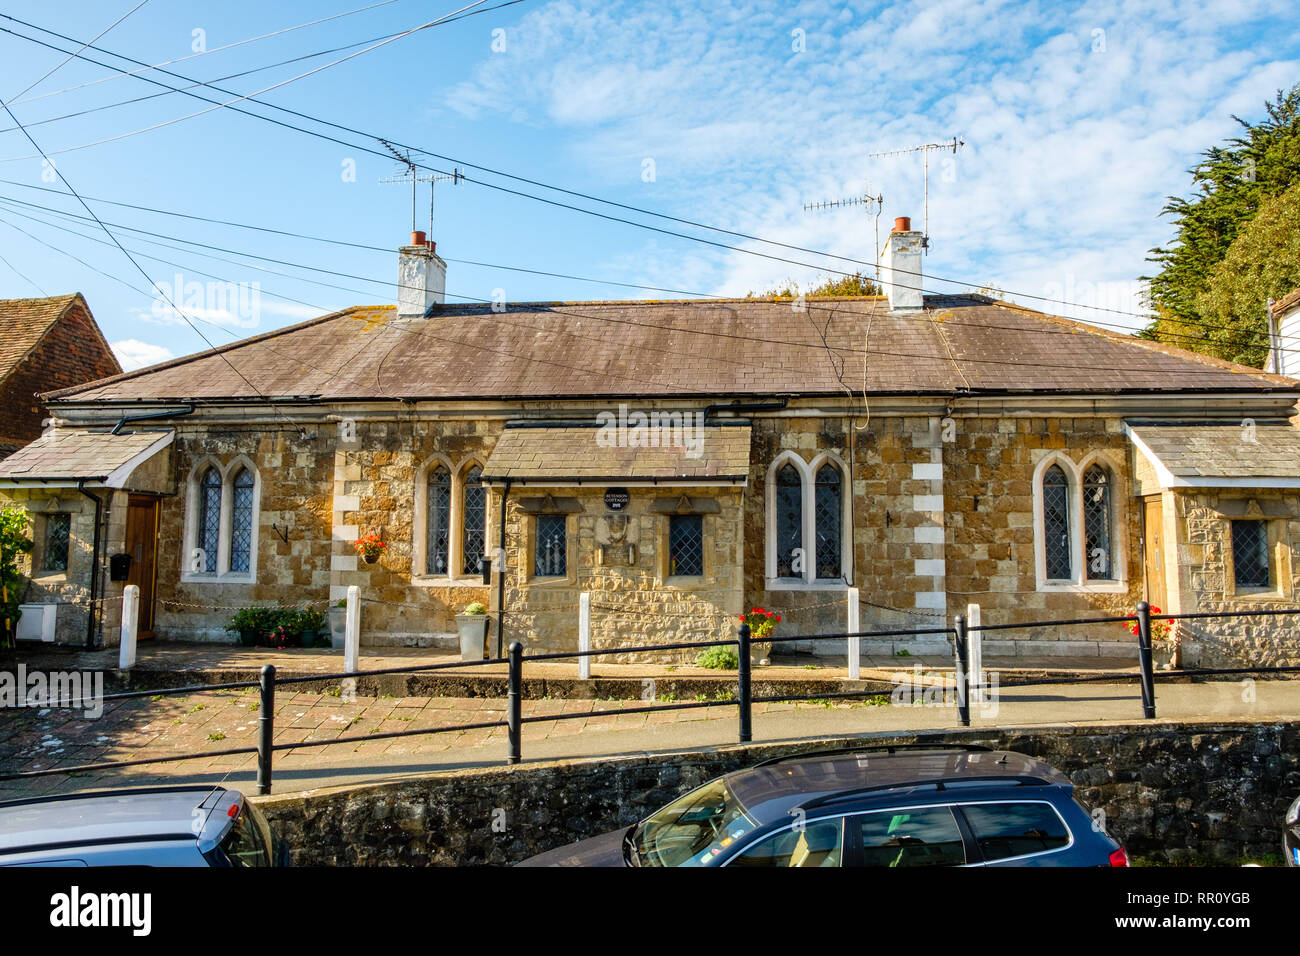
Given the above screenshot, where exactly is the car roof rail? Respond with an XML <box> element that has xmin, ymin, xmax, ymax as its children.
<box><xmin>794</xmin><ymin>773</ymin><xmax>1055</xmax><ymax>813</ymax></box>
<box><xmin>751</xmin><ymin>743</ymin><xmax>993</xmax><ymax>769</ymax></box>
<box><xmin>0</xmin><ymin>783</ymin><xmax>228</xmax><ymax>809</ymax></box>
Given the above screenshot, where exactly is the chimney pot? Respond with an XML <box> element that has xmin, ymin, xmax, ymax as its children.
<box><xmin>411</xmin><ymin>230</ymin><xmax>426</xmax><ymax>246</ymax></box>
<box><xmin>893</xmin><ymin>216</ymin><xmax>911</xmax><ymax>233</ymax></box>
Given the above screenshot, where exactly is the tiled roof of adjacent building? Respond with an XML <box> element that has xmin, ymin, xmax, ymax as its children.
<box><xmin>0</xmin><ymin>293</ymin><xmax>105</xmax><ymax>381</ymax></box>
<box><xmin>1274</xmin><ymin>287</ymin><xmax>1300</xmax><ymax>316</ymax></box>
<box><xmin>0</xmin><ymin>427</ymin><xmax>171</xmax><ymax>483</ymax></box>
<box><xmin>481</xmin><ymin>422</ymin><xmax>752</xmax><ymax>483</ymax></box>
<box><xmin>43</xmin><ymin>295</ymin><xmax>1299</xmax><ymax>405</ymax></box>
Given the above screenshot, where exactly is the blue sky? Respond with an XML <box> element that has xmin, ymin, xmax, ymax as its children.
<box><xmin>0</xmin><ymin>0</ymin><xmax>1296</xmax><ymax>370</ymax></box>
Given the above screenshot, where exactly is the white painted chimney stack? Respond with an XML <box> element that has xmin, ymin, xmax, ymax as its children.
<box><xmin>397</xmin><ymin>230</ymin><xmax>447</xmax><ymax>317</ymax></box>
<box><xmin>881</xmin><ymin>216</ymin><xmax>924</xmax><ymax>312</ymax></box>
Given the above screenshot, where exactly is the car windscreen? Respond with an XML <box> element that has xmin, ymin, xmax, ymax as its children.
<box><xmin>631</xmin><ymin>778</ymin><xmax>755</xmax><ymax>867</ymax></box>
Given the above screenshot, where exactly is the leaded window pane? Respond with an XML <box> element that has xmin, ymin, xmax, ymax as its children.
<box><xmin>535</xmin><ymin>514</ymin><xmax>566</xmax><ymax>577</ymax></box>
<box><xmin>815</xmin><ymin>464</ymin><xmax>842</xmax><ymax>579</ymax></box>
<box><xmin>1042</xmin><ymin>465</ymin><xmax>1071</xmax><ymax>580</ymax></box>
<box><xmin>775</xmin><ymin>462</ymin><xmax>802</xmax><ymax>578</ymax></box>
<box><xmin>44</xmin><ymin>513</ymin><xmax>70</xmax><ymax>572</ymax></box>
<box><xmin>427</xmin><ymin>466</ymin><xmax>451</xmax><ymax>574</ymax></box>
<box><xmin>669</xmin><ymin>514</ymin><xmax>704</xmax><ymax>577</ymax></box>
<box><xmin>198</xmin><ymin>467</ymin><xmax>221</xmax><ymax>573</ymax></box>
<box><xmin>462</xmin><ymin>465</ymin><xmax>487</xmax><ymax>575</ymax></box>
<box><xmin>1083</xmin><ymin>464</ymin><xmax>1112</xmax><ymax>581</ymax></box>
<box><xmin>230</xmin><ymin>468</ymin><xmax>255</xmax><ymax>573</ymax></box>
<box><xmin>1232</xmin><ymin>520</ymin><xmax>1270</xmax><ymax>588</ymax></box>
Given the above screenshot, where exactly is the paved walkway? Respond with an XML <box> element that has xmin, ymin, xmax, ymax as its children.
<box><xmin>2</xmin><ymin>675</ymin><xmax>1296</xmax><ymax>799</ymax></box>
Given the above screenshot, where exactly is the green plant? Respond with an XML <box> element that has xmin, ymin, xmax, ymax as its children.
<box><xmin>696</xmin><ymin>646</ymin><xmax>739</xmax><ymax>670</ymax></box>
<box><xmin>737</xmin><ymin>607</ymin><xmax>780</xmax><ymax>640</ymax></box>
<box><xmin>463</xmin><ymin>601</ymin><xmax>487</xmax><ymax>615</ymax></box>
<box><xmin>0</xmin><ymin>507</ymin><xmax>33</xmax><ymax>649</ymax></box>
<box><xmin>208</xmin><ymin>732</ymin><xmax>225</xmax><ymax>742</ymax></box>
<box><xmin>895</xmin><ymin>649</ymin><xmax>911</xmax><ymax>657</ymax></box>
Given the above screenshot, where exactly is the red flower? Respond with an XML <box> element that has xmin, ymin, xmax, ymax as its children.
<box><xmin>775</xmin><ymin>615</ymin><xmax>781</xmax><ymax>622</ymax></box>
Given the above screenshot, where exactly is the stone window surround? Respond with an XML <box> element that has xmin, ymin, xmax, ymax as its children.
<box><xmin>655</xmin><ymin>511</ymin><xmax>715</xmax><ymax>589</ymax></box>
<box><xmin>764</xmin><ymin>449</ymin><xmax>853</xmax><ymax>591</ymax></box>
<box><xmin>1031</xmin><ymin>451</ymin><xmax>1128</xmax><ymax>593</ymax></box>
<box><xmin>520</xmin><ymin>511</ymin><xmax>576</xmax><ymax>588</ymax></box>
<box><xmin>1223</xmin><ymin>515</ymin><xmax>1292</xmax><ymax>602</ymax></box>
<box><xmin>26</xmin><ymin>497</ymin><xmax>81</xmax><ymax>582</ymax></box>
<box><xmin>411</xmin><ymin>454</ymin><xmax>494</xmax><ymax>587</ymax></box>
<box><xmin>181</xmin><ymin>455</ymin><xmax>261</xmax><ymax>584</ymax></box>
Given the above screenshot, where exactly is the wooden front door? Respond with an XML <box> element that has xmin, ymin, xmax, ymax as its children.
<box><xmin>1141</xmin><ymin>495</ymin><xmax>1167</xmax><ymax>610</ymax></box>
<box><xmin>125</xmin><ymin>495</ymin><xmax>160</xmax><ymax>638</ymax></box>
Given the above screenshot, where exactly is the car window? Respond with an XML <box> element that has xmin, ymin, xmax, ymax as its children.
<box><xmin>220</xmin><ymin>811</ymin><xmax>270</xmax><ymax>867</ymax></box>
<box><xmin>728</xmin><ymin>819</ymin><xmax>843</xmax><ymax>867</ymax></box>
<box><xmin>961</xmin><ymin>802</ymin><xmax>1070</xmax><ymax>861</ymax></box>
<box><xmin>857</xmin><ymin>806</ymin><xmax>966</xmax><ymax>867</ymax></box>
<box><xmin>632</xmin><ymin>779</ymin><xmax>754</xmax><ymax>867</ymax></box>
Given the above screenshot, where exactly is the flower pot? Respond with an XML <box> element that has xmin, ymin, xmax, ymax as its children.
<box><xmin>329</xmin><ymin>607</ymin><xmax>347</xmax><ymax>649</ymax></box>
<box><xmin>363</xmin><ymin>552</ymin><xmax>380</xmax><ymax>564</ymax></box>
<box><xmin>750</xmin><ymin>641</ymin><xmax>772</xmax><ymax>666</ymax></box>
<box><xmin>236</xmin><ymin>628</ymin><xmax>258</xmax><ymax>648</ymax></box>
<box><xmin>456</xmin><ymin>614</ymin><xmax>488</xmax><ymax>661</ymax></box>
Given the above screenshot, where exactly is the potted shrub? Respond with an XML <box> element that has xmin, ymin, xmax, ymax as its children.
<box><xmin>226</xmin><ymin>607</ymin><xmax>268</xmax><ymax>647</ymax></box>
<box><xmin>456</xmin><ymin>601</ymin><xmax>489</xmax><ymax>661</ymax></box>
<box><xmin>1126</xmin><ymin>606</ymin><xmax>1178</xmax><ymax>668</ymax></box>
<box><xmin>294</xmin><ymin>608</ymin><xmax>328</xmax><ymax>648</ymax></box>
<box><xmin>328</xmin><ymin>599</ymin><xmax>347</xmax><ymax>649</ymax></box>
<box><xmin>354</xmin><ymin>533</ymin><xmax>386</xmax><ymax>565</ymax></box>
<box><xmin>738</xmin><ymin>607</ymin><xmax>780</xmax><ymax>666</ymax></box>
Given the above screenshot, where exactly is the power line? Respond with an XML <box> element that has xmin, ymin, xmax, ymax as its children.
<box><xmin>5</xmin><ymin>0</ymin><xmax>412</xmax><ymax>108</ymax></box>
<box><xmin>7</xmin><ymin>0</ymin><xmax>151</xmax><ymax>101</ymax></box>
<box><xmin>0</xmin><ymin>14</ymin><xmax>1202</xmax><ymax>326</ymax></box>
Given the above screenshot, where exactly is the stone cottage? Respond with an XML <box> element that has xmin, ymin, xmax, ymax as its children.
<box><xmin>1</xmin><ymin>222</ymin><xmax>1298</xmax><ymax>667</ymax></box>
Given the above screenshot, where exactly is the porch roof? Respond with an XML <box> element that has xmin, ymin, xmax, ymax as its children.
<box><xmin>1126</xmin><ymin>421</ymin><xmax>1300</xmax><ymax>489</ymax></box>
<box><xmin>0</xmin><ymin>428</ymin><xmax>172</xmax><ymax>487</ymax></box>
<box><xmin>480</xmin><ymin>421</ymin><xmax>752</xmax><ymax>485</ymax></box>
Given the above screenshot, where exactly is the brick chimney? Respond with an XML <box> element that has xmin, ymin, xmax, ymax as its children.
<box><xmin>881</xmin><ymin>216</ymin><xmax>924</xmax><ymax>312</ymax></box>
<box><xmin>397</xmin><ymin>230</ymin><xmax>447</xmax><ymax>317</ymax></box>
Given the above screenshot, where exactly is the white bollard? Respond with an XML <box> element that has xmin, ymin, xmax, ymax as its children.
<box><xmin>966</xmin><ymin>602</ymin><xmax>982</xmax><ymax>705</ymax></box>
<box><xmin>847</xmin><ymin>587</ymin><xmax>860</xmax><ymax>680</ymax></box>
<box><xmin>578</xmin><ymin>591</ymin><xmax>591</xmax><ymax>680</ymax></box>
<box><xmin>118</xmin><ymin>585</ymin><xmax>139</xmax><ymax>670</ymax></box>
<box><xmin>344</xmin><ymin>585</ymin><xmax>361</xmax><ymax>674</ymax></box>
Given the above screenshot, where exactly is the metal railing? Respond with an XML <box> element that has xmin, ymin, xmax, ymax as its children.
<box><xmin>3</xmin><ymin>602</ymin><xmax>1300</xmax><ymax>794</ymax></box>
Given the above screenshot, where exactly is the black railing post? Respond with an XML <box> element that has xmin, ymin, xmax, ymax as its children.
<box><xmin>507</xmin><ymin>641</ymin><xmax>523</xmax><ymax>764</ymax></box>
<box><xmin>257</xmin><ymin>664</ymin><xmax>275</xmax><ymax>795</ymax></box>
<box><xmin>953</xmin><ymin>614</ymin><xmax>970</xmax><ymax>727</ymax></box>
<box><xmin>737</xmin><ymin>623</ymin><xmax>752</xmax><ymax>743</ymax></box>
<box><xmin>1136</xmin><ymin>601</ymin><xmax>1156</xmax><ymax>718</ymax></box>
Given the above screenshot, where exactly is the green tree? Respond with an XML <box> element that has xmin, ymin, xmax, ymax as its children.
<box><xmin>0</xmin><ymin>507</ymin><xmax>33</xmax><ymax>649</ymax></box>
<box><xmin>1143</xmin><ymin>84</ymin><xmax>1300</xmax><ymax>361</ymax></box>
<box><xmin>747</xmin><ymin>271</ymin><xmax>880</xmax><ymax>298</ymax></box>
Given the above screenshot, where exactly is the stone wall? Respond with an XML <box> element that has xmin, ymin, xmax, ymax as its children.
<box><xmin>253</xmin><ymin>719</ymin><xmax>1300</xmax><ymax>866</ymax></box>
<box><xmin>1173</xmin><ymin>489</ymin><xmax>1300</xmax><ymax>667</ymax></box>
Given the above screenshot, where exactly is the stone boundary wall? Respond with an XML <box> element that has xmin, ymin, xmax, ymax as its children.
<box><xmin>254</xmin><ymin>719</ymin><xmax>1298</xmax><ymax>866</ymax></box>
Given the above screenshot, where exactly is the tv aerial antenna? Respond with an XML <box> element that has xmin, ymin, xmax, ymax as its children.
<box><xmin>867</xmin><ymin>136</ymin><xmax>964</xmax><ymax>253</ymax></box>
<box><xmin>377</xmin><ymin>138</ymin><xmax>462</xmax><ymax>236</ymax></box>
<box><xmin>803</xmin><ymin>191</ymin><xmax>884</xmax><ymax>284</ymax></box>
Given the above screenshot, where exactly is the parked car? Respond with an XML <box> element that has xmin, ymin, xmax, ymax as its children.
<box><xmin>1285</xmin><ymin>793</ymin><xmax>1300</xmax><ymax>867</ymax></box>
<box><xmin>518</xmin><ymin>745</ymin><xmax>1128</xmax><ymax>867</ymax></box>
<box><xmin>0</xmin><ymin>785</ymin><xmax>289</xmax><ymax>867</ymax></box>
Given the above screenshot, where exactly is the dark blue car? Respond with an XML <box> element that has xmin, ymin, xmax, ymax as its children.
<box><xmin>520</xmin><ymin>745</ymin><xmax>1128</xmax><ymax>867</ymax></box>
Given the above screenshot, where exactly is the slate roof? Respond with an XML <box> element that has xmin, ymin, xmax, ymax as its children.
<box><xmin>0</xmin><ymin>428</ymin><xmax>170</xmax><ymax>482</ymax></box>
<box><xmin>43</xmin><ymin>296</ymin><xmax>1298</xmax><ymax>405</ymax></box>
<box><xmin>1127</xmin><ymin>422</ymin><xmax>1300</xmax><ymax>481</ymax></box>
<box><xmin>481</xmin><ymin>423</ymin><xmax>752</xmax><ymax>483</ymax></box>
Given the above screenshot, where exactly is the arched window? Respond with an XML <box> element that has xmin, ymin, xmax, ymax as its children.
<box><xmin>1083</xmin><ymin>464</ymin><xmax>1113</xmax><ymax>580</ymax></box>
<box><xmin>775</xmin><ymin>462</ymin><xmax>802</xmax><ymax>578</ymax></box>
<box><xmin>427</xmin><ymin>465</ymin><xmax>451</xmax><ymax>574</ymax></box>
<box><xmin>461</xmin><ymin>464</ymin><xmax>487</xmax><ymax>575</ymax></box>
<box><xmin>230</xmin><ymin>468</ymin><xmax>255</xmax><ymax>573</ymax></box>
<box><xmin>814</xmin><ymin>462</ymin><xmax>843</xmax><ymax>579</ymax></box>
<box><xmin>198</xmin><ymin>466</ymin><xmax>221</xmax><ymax>573</ymax></box>
<box><xmin>1042</xmin><ymin>465</ymin><xmax>1072</xmax><ymax>580</ymax></box>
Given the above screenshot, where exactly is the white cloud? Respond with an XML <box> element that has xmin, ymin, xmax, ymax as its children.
<box><xmin>111</xmin><ymin>339</ymin><xmax>174</xmax><ymax>372</ymax></box>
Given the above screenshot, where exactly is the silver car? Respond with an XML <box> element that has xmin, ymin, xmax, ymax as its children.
<box><xmin>0</xmin><ymin>785</ymin><xmax>288</xmax><ymax>867</ymax></box>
